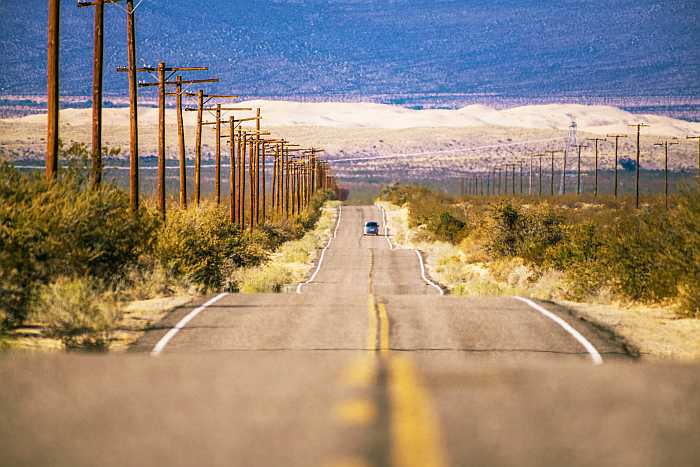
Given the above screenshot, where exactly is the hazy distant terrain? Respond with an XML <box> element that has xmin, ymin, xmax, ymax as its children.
<box><xmin>1</xmin><ymin>0</ymin><xmax>699</xmax><ymax>103</ymax></box>
<box><xmin>3</xmin><ymin>101</ymin><xmax>699</xmax><ymax>181</ymax></box>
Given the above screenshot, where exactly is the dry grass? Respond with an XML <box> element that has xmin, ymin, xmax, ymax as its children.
<box><xmin>233</xmin><ymin>202</ymin><xmax>340</xmax><ymax>293</ymax></box>
<box><xmin>561</xmin><ymin>300</ymin><xmax>700</xmax><ymax>361</ymax></box>
<box><xmin>110</xmin><ymin>295</ymin><xmax>194</xmax><ymax>351</ymax></box>
<box><xmin>4</xmin><ymin>295</ymin><xmax>194</xmax><ymax>352</ymax></box>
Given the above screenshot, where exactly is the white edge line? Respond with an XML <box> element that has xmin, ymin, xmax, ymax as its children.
<box><xmin>150</xmin><ymin>292</ymin><xmax>229</xmax><ymax>356</ymax></box>
<box><xmin>415</xmin><ymin>249</ymin><xmax>445</xmax><ymax>295</ymax></box>
<box><xmin>513</xmin><ymin>296</ymin><xmax>603</xmax><ymax>365</ymax></box>
<box><xmin>297</xmin><ymin>205</ymin><xmax>342</xmax><ymax>294</ymax></box>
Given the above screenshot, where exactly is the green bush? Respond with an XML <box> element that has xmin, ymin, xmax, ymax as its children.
<box><xmin>0</xmin><ymin>164</ymin><xmax>157</xmax><ymax>326</ymax></box>
<box><xmin>486</xmin><ymin>202</ymin><xmax>523</xmax><ymax>257</ymax></box>
<box><xmin>155</xmin><ymin>205</ymin><xmax>261</xmax><ymax>292</ymax></box>
<box><xmin>33</xmin><ymin>277</ymin><xmax>120</xmax><ymax>351</ymax></box>
<box><xmin>666</xmin><ymin>190</ymin><xmax>700</xmax><ymax>317</ymax></box>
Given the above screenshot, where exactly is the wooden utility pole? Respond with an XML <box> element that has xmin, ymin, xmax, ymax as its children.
<box><xmin>78</xmin><ymin>0</ymin><xmax>118</xmax><ymax>186</ymax></box>
<box><xmin>518</xmin><ymin>160</ymin><xmax>525</xmax><ymax>194</ymax></box>
<box><xmin>532</xmin><ymin>154</ymin><xmax>545</xmax><ymax>196</ymax></box>
<box><xmin>586</xmin><ymin>138</ymin><xmax>607</xmax><ymax>197</ymax></box>
<box><xmin>47</xmin><ymin>0</ymin><xmax>60</xmax><ymax>181</ymax></box>
<box><xmin>687</xmin><ymin>135</ymin><xmax>700</xmax><ymax>187</ymax></box>
<box><xmin>629</xmin><ymin>124</ymin><xmax>650</xmax><ymax>208</ymax></box>
<box><xmin>228</xmin><ymin>116</ymin><xmax>236</xmax><ymax>223</ymax></box>
<box><xmin>607</xmin><ymin>134</ymin><xmax>627</xmax><ymax>198</ymax></box>
<box><xmin>126</xmin><ymin>0</ymin><xmax>138</xmax><ymax>210</ymax></box>
<box><xmin>166</xmin><ymin>76</ymin><xmax>188</xmax><ymax>207</ymax></box>
<box><xmin>184</xmin><ymin>94</ymin><xmax>242</xmax><ymax>206</ymax></box>
<box><xmin>545</xmin><ymin>150</ymin><xmax>563</xmax><ymax>196</ymax></box>
<box><xmin>130</xmin><ymin>64</ymin><xmax>217</xmax><ymax>220</ymax></box>
<box><xmin>654</xmin><ymin>139</ymin><xmax>679</xmax><ymax>209</ymax></box>
<box><xmin>575</xmin><ymin>144</ymin><xmax>588</xmax><ymax>196</ymax></box>
<box><xmin>495</xmin><ymin>167</ymin><xmax>501</xmax><ymax>195</ymax></box>
<box><xmin>504</xmin><ymin>164</ymin><xmax>517</xmax><ymax>196</ymax></box>
<box><xmin>528</xmin><ymin>154</ymin><xmax>534</xmax><ymax>196</ymax></box>
<box><xmin>560</xmin><ymin>149</ymin><xmax>568</xmax><ymax>195</ymax></box>
<box><xmin>255</xmin><ymin>109</ymin><xmax>262</xmax><ymax>225</ymax></box>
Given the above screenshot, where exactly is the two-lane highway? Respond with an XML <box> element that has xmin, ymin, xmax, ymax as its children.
<box><xmin>1</xmin><ymin>205</ymin><xmax>698</xmax><ymax>467</ymax></box>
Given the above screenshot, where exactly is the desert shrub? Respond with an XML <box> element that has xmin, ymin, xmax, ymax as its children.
<box><xmin>432</xmin><ymin>212</ymin><xmax>467</xmax><ymax>244</ymax></box>
<box><xmin>517</xmin><ymin>206</ymin><xmax>564</xmax><ymax>265</ymax></box>
<box><xmin>664</xmin><ymin>189</ymin><xmax>700</xmax><ymax>317</ymax></box>
<box><xmin>155</xmin><ymin>205</ymin><xmax>260</xmax><ymax>292</ymax></box>
<box><xmin>33</xmin><ymin>277</ymin><xmax>120</xmax><ymax>351</ymax></box>
<box><xmin>0</xmin><ymin>164</ymin><xmax>157</xmax><ymax>326</ymax></box>
<box><xmin>600</xmin><ymin>210</ymin><xmax>678</xmax><ymax>302</ymax></box>
<box><xmin>485</xmin><ymin>202</ymin><xmax>523</xmax><ymax>257</ymax></box>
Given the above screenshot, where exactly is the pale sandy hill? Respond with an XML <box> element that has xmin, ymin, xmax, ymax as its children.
<box><xmin>7</xmin><ymin>101</ymin><xmax>700</xmax><ymax>137</ymax></box>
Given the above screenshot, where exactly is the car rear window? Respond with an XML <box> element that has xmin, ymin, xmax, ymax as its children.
<box><xmin>366</xmin><ymin>222</ymin><xmax>378</xmax><ymax>227</ymax></box>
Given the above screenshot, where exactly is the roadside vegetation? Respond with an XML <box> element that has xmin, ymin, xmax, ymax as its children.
<box><xmin>0</xmin><ymin>163</ymin><xmax>334</xmax><ymax>351</ymax></box>
<box><xmin>379</xmin><ymin>183</ymin><xmax>700</xmax><ymax>316</ymax></box>
<box><xmin>378</xmin><ymin>183</ymin><xmax>700</xmax><ymax>359</ymax></box>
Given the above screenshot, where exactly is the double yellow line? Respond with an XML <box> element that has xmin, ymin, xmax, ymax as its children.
<box><xmin>359</xmin><ymin>249</ymin><xmax>447</xmax><ymax>467</ymax></box>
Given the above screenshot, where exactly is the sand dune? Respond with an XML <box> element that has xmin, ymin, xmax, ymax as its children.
<box><xmin>4</xmin><ymin>101</ymin><xmax>700</xmax><ymax>178</ymax></box>
<box><xmin>7</xmin><ymin>100</ymin><xmax>700</xmax><ymax>137</ymax></box>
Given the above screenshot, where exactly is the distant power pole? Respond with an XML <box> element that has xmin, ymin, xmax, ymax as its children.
<box><xmin>586</xmin><ymin>138</ymin><xmax>607</xmax><ymax>197</ymax></box>
<box><xmin>606</xmin><ymin>134</ymin><xmax>627</xmax><ymax>198</ymax></box>
<box><xmin>654</xmin><ymin>139</ymin><xmax>679</xmax><ymax>209</ymax></box>
<box><xmin>562</xmin><ymin>149</ymin><xmax>568</xmax><ymax>195</ymax></box>
<box><xmin>528</xmin><ymin>154</ymin><xmax>535</xmax><ymax>196</ymax></box>
<box><xmin>545</xmin><ymin>150</ymin><xmax>563</xmax><ymax>196</ymax></box>
<box><xmin>47</xmin><ymin>0</ymin><xmax>60</xmax><ymax>181</ymax></box>
<box><xmin>629</xmin><ymin>123</ymin><xmax>650</xmax><ymax>208</ymax></box>
<box><xmin>575</xmin><ymin>144</ymin><xmax>588</xmax><ymax>196</ymax></box>
<box><xmin>560</xmin><ymin>120</ymin><xmax>577</xmax><ymax>194</ymax></box>
<box><xmin>533</xmin><ymin>154</ymin><xmax>545</xmax><ymax>196</ymax></box>
<box><xmin>688</xmin><ymin>135</ymin><xmax>700</xmax><ymax>187</ymax></box>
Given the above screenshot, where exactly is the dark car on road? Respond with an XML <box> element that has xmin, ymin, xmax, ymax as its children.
<box><xmin>364</xmin><ymin>221</ymin><xmax>380</xmax><ymax>235</ymax></box>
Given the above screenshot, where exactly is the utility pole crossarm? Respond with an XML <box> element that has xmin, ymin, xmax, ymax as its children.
<box><xmin>185</xmin><ymin>107</ymin><xmax>252</xmax><ymax>112</ymax></box>
<box><xmin>117</xmin><ymin>66</ymin><xmax>209</xmax><ymax>73</ymax></box>
<box><xmin>77</xmin><ymin>0</ymin><xmax>120</xmax><ymax>6</ymax></box>
<box><xmin>140</xmin><ymin>77</ymin><xmax>219</xmax><ymax>87</ymax></box>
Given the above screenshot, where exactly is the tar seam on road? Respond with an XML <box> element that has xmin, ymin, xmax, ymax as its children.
<box><xmin>150</xmin><ymin>292</ymin><xmax>229</xmax><ymax>356</ymax></box>
<box><xmin>296</xmin><ymin>205</ymin><xmax>342</xmax><ymax>294</ymax></box>
<box><xmin>514</xmin><ymin>296</ymin><xmax>604</xmax><ymax>365</ymax></box>
<box><xmin>380</xmin><ymin>205</ymin><xmax>394</xmax><ymax>250</ymax></box>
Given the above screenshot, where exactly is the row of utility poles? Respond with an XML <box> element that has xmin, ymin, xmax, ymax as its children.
<box><xmin>45</xmin><ymin>0</ymin><xmax>336</xmax><ymax>230</ymax></box>
<box><xmin>460</xmin><ymin>124</ymin><xmax>700</xmax><ymax>209</ymax></box>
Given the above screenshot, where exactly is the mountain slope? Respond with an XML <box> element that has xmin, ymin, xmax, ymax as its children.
<box><xmin>1</xmin><ymin>0</ymin><xmax>698</xmax><ymax>100</ymax></box>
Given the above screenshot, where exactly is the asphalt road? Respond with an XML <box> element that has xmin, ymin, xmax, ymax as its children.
<box><xmin>1</xmin><ymin>205</ymin><xmax>699</xmax><ymax>467</ymax></box>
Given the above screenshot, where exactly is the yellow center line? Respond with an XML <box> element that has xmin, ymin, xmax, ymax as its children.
<box><xmin>367</xmin><ymin>294</ymin><xmax>378</xmax><ymax>352</ymax></box>
<box><xmin>378</xmin><ymin>303</ymin><xmax>390</xmax><ymax>354</ymax></box>
<box><xmin>388</xmin><ymin>356</ymin><xmax>448</xmax><ymax>467</ymax></box>
<box><xmin>336</xmin><ymin>226</ymin><xmax>448</xmax><ymax>467</ymax></box>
